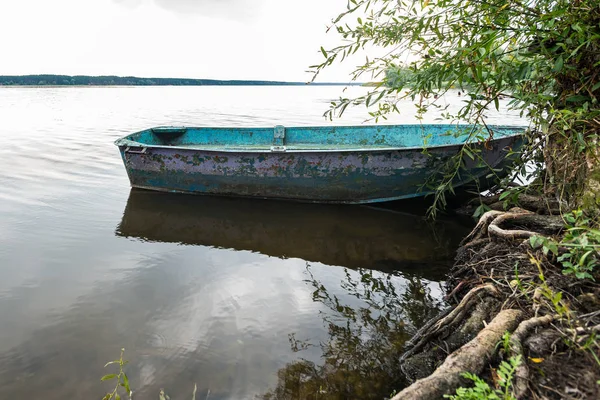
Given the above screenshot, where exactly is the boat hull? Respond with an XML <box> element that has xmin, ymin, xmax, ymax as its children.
<box><xmin>117</xmin><ymin>134</ymin><xmax>523</xmax><ymax>203</ymax></box>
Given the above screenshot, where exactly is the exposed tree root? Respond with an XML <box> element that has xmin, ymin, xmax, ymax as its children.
<box><xmin>460</xmin><ymin>208</ymin><xmax>566</xmax><ymax>247</ymax></box>
<box><xmin>451</xmin><ymin>210</ymin><xmax>566</xmax><ymax>300</ymax></box>
<box><xmin>488</xmin><ymin>210</ymin><xmax>538</xmax><ymax>240</ymax></box>
<box><xmin>400</xmin><ymin>284</ymin><xmax>500</xmax><ymax>365</ymax></box>
<box><xmin>504</xmin><ymin>214</ymin><xmax>565</xmax><ymax>236</ymax></box>
<box><xmin>509</xmin><ymin>315</ymin><xmax>555</xmax><ymax>399</ymax></box>
<box><xmin>392</xmin><ymin>309</ymin><xmax>525</xmax><ymax>400</ymax></box>
<box><xmin>460</xmin><ymin>211</ymin><xmax>504</xmax><ymax>246</ymax></box>
<box><xmin>394</xmin><ymin>196</ymin><xmax>600</xmax><ymax>399</ymax></box>
<box><xmin>482</xmin><ymin>193</ymin><xmax>562</xmax><ymax>215</ymax></box>
<box><xmin>458</xmin><ymin>208</ymin><xmax>559</xmax><ymax>247</ymax></box>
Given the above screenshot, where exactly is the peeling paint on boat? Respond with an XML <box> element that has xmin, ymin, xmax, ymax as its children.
<box><xmin>114</xmin><ymin>124</ymin><xmax>525</xmax><ymax>203</ymax></box>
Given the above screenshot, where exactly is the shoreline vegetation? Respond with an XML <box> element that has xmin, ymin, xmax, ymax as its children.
<box><xmin>392</xmin><ymin>202</ymin><xmax>600</xmax><ymax>399</ymax></box>
<box><xmin>0</xmin><ymin>74</ymin><xmax>358</xmax><ymax>87</ymax></box>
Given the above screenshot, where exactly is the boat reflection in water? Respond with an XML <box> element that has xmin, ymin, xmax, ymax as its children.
<box><xmin>115</xmin><ymin>189</ymin><xmax>471</xmax><ymax>398</ymax></box>
<box><xmin>116</xmin><ymin>189</ymin><xmax>469</xmax><ymax>279</ymax></box>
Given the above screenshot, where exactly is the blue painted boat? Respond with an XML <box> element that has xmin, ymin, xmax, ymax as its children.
<box><xmin>114</xmin><ymin>124</ymin><xmax>525</xmax><ymax>204</ymax></box>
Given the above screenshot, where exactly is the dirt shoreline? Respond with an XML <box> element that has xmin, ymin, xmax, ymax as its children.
<box><xmin>392</xmin><ymin>204</ymin><xmax>600</xmax><ymax>399</ymax></box>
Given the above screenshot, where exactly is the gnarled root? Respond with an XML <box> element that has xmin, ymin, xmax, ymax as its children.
<box><xmin>509</xmin><ymin>315</ymin><xmax>554</xmax><ymax>399</ymax></box>
<box><xmin>400</xmin><ymin>284</ymin><xmax>500</xmax><ymax>365</ymax></box>
<box><xmin>459</xmin><ymin>208</ymin><xmax>564</xmax><ymax>250</ymax></box>
<box><xmin>460</xmin><ymin>211</ymin><xmax>504</xmax><ymax>246</ymax></box>
<box><xmin>482</xmin><ymin>193</ymin><xmax>562</xmax><ymax>215</ymax></box>
<box><xmin>488</xmin><ymin>210</ymin><xmax>538</xmax><ymax>240</ymax></box>
<box><xmin>392</xmin><ymin>309</ymin><xmax>525</xmax><ymax>400</ymax></box>
<box><xmin>460</xmin><ymin>208</ymin><xmax>537</xmax><ymax>247</ymax></box>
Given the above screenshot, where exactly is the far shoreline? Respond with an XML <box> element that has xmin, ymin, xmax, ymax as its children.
<box><xmin>0</xmin><ymin>83</ymin><xmax>359</xmax><ymax>88</ymax></box>
<box><xmin>0</xmin><ymin>74</ymin><xmax>362</xmax><ymax>88</ymax></box>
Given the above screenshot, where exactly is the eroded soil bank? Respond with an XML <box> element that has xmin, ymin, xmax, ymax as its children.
<box><xmin>393</xmin><ymin>199</ymin><xmax>600</xmax><ymax>399</ymax></box>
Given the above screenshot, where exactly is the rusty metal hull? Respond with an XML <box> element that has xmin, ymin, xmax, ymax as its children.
<box><xmin>114</xmin><ymin>125</ymin><xmax>525</xmax><ymax>204</ymax></box>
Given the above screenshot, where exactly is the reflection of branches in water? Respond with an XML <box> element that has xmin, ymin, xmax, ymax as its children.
<box><xmin>262</xmin><ymin>264</ymin><xmax>445</xmax><ymax>400</ymax></box>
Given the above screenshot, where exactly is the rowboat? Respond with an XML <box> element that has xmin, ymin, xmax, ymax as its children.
<box><xmin>116</xmin><ymin>189</ymin><xmax>470</xmax><ymax>278</ymax></box>
<box><xmin>114</xmin><ymin>124</ymin><xmax>525</xmax><ymax>203</ymax></box>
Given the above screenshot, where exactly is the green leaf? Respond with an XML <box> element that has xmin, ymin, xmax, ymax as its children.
<box><xmin>320</xmin><ymin>46</ymin><xmax>327</xmax><ymax>58</ymax></box>
<box><xmin>553</xmin><ymin>55</ymin><xmax>564</xmax><ymax>72</ymax></box>
<box><xmin>499</xmin><ymin>191</ymin><xmax>511</xmax><ymax>200</ymax></box>
<box><xmin>566</xmin><ymin>95</ymin><xmax>587</xmax><ymax>102</ymax></box>
<box><xmin>542</xmin><ymin>245</ymin><xmax>551</xmax><ymax>255</ymax></box>
<box><xmin>104</xmin><ymin>361</ymin><xmax>120</xmax><ymax>368</ymax></box>
<box><xmin>101</xmin><ymin>374</ymin><xmax>117</xmax><ymax>381</ymax></box>
<box><xmin>473</xmin><ymin>204</ymin><xmax>491</xmax><ymax>219</ymax></box>
<box><xmin>463</xmin><ymin>147</ymin><xmax>474</xmax><ymax>160</ymax></box>
<box><xmin>530</xmin><ymin>236</ymin><xmax>545</xmax><ymax>249</ymax></box>
<box><xmin>553</xmin><ymin>291</ymin><xmax>562</xmax><ymax>304</ymax></box>
<box><xmin>123</xmin><ymin>373</ymin><xmax>131</xmax><ymax>394</ymax></box>
<box><xmin>563</xmin><ymin>268</ymin><xmax>574</xmax><ymax>275</ymax></box>
<box><xmin>576</xmin><ymin>271</ymin><xmax>594</xmax><ymax>279</ymax></box>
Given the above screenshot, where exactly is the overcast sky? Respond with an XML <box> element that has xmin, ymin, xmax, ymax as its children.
<box><xmin>0</xmin><ymin>0</ymin><xmax>359</xmax><ymax>82</ymax></box>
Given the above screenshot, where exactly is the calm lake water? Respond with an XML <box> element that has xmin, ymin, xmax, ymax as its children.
<box><xmin>0</xmin><ymin>86</ymin><xmax>523</xmax><ymax>399</ymax></box>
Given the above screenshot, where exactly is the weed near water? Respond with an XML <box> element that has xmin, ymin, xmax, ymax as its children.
<box><xmin>101</xmin><ymin>349</ymin><xmax>198</xmax><ymax>400</ymax></box>
<box><xmin>444</xmin><ymin>355</ymin><xmax>522</xmax><ymax>400</ymax></box>
<box><xmin>529</xmin><ymin>209</ymin><xmax>600</xmax><ymax>280</ymax></box>
<box><xmin>556</xmin><ymin>210</ymin><xmax>600</xmax><ymax>280</ymax></box>
<box><xmin>101</xmin><ymin>349</ymin><xmax>132</xmax><ymax>400</ymax></box>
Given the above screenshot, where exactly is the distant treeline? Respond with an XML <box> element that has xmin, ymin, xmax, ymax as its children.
<box><xmin>0</xmin><ymin>75</ymin><xmax>355</xmax><ymax>87</ymax></box>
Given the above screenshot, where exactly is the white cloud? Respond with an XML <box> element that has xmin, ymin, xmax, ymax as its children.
<box><xmin>0</xmin><ymin>0</ymin><xmax>359</xmax><ymax>82</ymax></box>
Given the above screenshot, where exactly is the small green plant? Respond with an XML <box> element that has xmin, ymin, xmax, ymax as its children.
<box><xmin>529</xmin><ymin>236</ymin><xmax>559</xmax><ymax>258</ymax></box>
<box><xmin>529</xmin><ymin>209</ymin><xmax>599</xmax><ymax>280</ymax></box>
<box><xmin>498</xmin><ymin>187</ymin><xmax>527</xmax><ymax>210</ymax></box>
<box><xmin>557</xmin><ymin>210</ymin><xmax>600</xmax><ymax>280</ymax></box>
<box><xmin>101</xmin><ymin>351</ymin><xmax>199</xmax><ymax>400</ymax></box>
<box><xmin>444</xmin><ymin>355</ymin><xmax>522</xmax><ymax>400</ymax></box>
<box><xmin>473</xmin><ymin>202</ymin><xmax>492</xmax><ymax>219</ymax></box>
<box><xmin>511</xmin><ymin>263</ymin><xmax>526</xmax><ymax>296</ymax></box>
<box><xmin>101</xmin><ymin>348</ymin><xmax>133</xmax><ymax>400</ymax></box>
<box><xmin>498</xmin><ymin>331</ymin><xmax>512</xmax><ymax>355</ymax></box>
<box><xmin>529</xmin><ymin>253</ymin><xmax>571</xmax><ymax>319</ymax></box>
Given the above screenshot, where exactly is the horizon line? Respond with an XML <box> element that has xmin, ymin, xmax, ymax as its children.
<box><xmin>0</xmin><ymin>74</ymin><xmax>363</xmax><ymax>86</ymax></box>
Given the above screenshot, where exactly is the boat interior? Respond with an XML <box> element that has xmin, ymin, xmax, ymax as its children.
<box><xmin>117</xmin><ymin>125</ymin><xmax>524</xmax><ymax>152</ymax></box>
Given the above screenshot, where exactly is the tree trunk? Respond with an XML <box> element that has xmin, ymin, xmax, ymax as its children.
<box><xmin>543</xmin><ymin>123</ymin><xmax>600</xmax><ymax>214</ymax></box>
